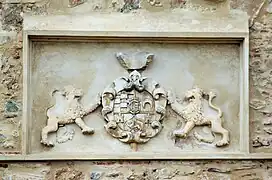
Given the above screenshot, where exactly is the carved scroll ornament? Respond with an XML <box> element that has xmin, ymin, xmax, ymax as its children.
<box><xmin>40</xmin><ymin>51</ymin><xmax>230</xmax><ymax>150</ymax></box>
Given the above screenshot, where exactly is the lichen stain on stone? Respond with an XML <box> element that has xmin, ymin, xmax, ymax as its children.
<box><xmin>5</xmin><ymin>100</ymin><xmax>19</xmax><ymax>113</ymax></box>
<box><xmin>90</xmin><ymin>171</ymin><xmax>104</xmax><ymax>179</ymax></box>
<box><xmin>170</xmin><ymin>0</ymin><xmax>187</xmax><ymax>8</ymax></box>
<box><xmin>0</xmin><ymin>134</ymin><xmax>8</xmax><ymax>145</ymax></box>
<box><xmin>0</xmin><ymin>131</ymin><xmax>16</xmax><ymax>149</ymax></box>
<box><xmin>120</xmin><ymin>0</ymin><xmax>140</xmax><ymax>12</ymax></box>
<box><xmin>1</xmin><ymin>3</ymin><xmax>23</xmax><ymax>31</ymax></box>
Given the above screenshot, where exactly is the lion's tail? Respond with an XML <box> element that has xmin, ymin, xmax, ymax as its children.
<box><xmin>208</xmin><ymin>93</ymin><xmax>223</xmax><ymax>118</ymax></box>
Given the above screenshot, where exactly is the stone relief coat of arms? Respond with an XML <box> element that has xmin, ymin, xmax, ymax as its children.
<box><xmin>40</xmin><ymin>52</ymin><xmax>230</xmax><ymax>150</ymax></box>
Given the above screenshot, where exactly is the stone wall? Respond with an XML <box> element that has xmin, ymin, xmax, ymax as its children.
<box><xmin>0</xmin><ymin>0</ymin><xmax>272</xmax><ymax>179</ymax></box>
<box><xmin>1</xmin><ymin>161</ymin><xmax>272</xmax><ymax>179</ymax></box>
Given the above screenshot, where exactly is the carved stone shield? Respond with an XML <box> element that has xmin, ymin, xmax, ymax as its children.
<box><xmin>110</xmin><ymin>89</ymin><xmax>161</xmax><ymax>143</ymax></box>
<box><xmin>101</xmin><ymin>52</ymin><xmax>167</xmax><ymax>147</ymax></box>
<box><xmin>102</xmin><ymin>76</ymin><xmax>167</xmax><ymax>146</ymax></box>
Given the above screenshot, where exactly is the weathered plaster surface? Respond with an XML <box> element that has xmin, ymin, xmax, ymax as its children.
<box><xmin>0</xmin><ymin>0</ymin><xmax>272</xmax><ymax>178</ymax></box>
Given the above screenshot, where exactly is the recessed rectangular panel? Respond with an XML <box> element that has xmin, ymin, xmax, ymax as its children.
<box><xmin>28</xmin><ymin>41</ymin><xmax>241</xmax><ymax>157</ymax></box>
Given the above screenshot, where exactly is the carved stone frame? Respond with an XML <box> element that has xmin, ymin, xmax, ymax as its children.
<box><xmin>1</xmin><ymin>13</ymin><xmax>264</xmax><ymax>160</ymax></box>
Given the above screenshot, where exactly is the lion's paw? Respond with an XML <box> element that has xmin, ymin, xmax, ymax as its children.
<box><xmin>215</xmin><ymin>139</ymin><xmax>229</xmax><ymax>147</ymax></box>
<box><xmin>82</xmin><ymin>128</ymin><xmax>95</xmax><ymax>135</ymax></box>
<box><xmin>173</xmin><ymin>129</ymin><xmax>187</xmax><ymax>138</ymax></box>
<box><xmin>41</xmin><ymin>140</ymin><xmax>54</xmax><ymax>147</ymax></box>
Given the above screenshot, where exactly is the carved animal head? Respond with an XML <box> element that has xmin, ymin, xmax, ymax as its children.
<box><xmin>184</xmin><ymin>87</ymin><xmax>205</xmax><ymax>102</ymax></box>
<box><xmin>125</xmin><ymin>70</ymin><xmax>145</xmax><ymax>91</ymax></box>
<box><xmin>129</xmin><ymin>70</ymin><xmax>141</xmax><ymax>82</ymax></box>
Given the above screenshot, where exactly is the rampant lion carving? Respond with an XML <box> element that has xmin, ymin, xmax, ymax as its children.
<box><xmin>40</xmin><ymin>51</ymin><xmax>231</xmax><ymax>150</ymax></box>
<box><xmin>167</xmin><ymin>87</ymin><xmax>230</xmax><ymax>147</ymax></box>
<box><xmin>40</xmin><ymin>85</ymin><xmax>101</xmax><ymax>147</ymax></box>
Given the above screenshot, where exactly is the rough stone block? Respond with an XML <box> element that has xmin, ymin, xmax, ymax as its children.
<box><xmin>0</xmin><ymin>31</ymin><xmax>16</xmax><ymax>45</ymax></box>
